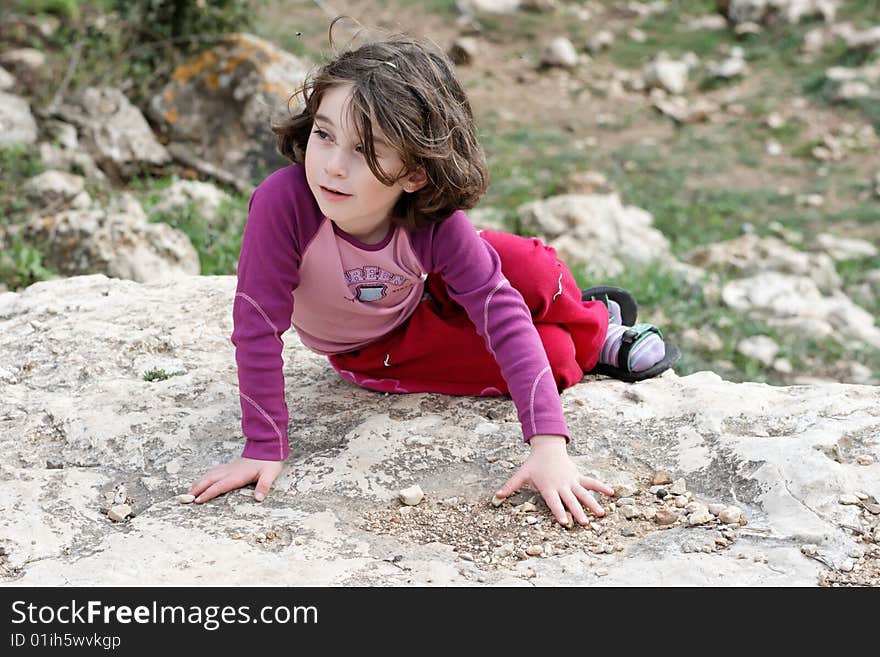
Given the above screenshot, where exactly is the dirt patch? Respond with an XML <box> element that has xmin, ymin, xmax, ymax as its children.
<box><xmin>360</xmin><ymin>474</ymin><xmax>748</xmax><ymax>575</ymax></box>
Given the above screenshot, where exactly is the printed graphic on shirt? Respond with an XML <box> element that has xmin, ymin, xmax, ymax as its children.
<box><xmin>355</xmin><ymin>284</ymin><xmax>386</xmax><ymax>302</ymax></box>
<box><xmin>344</xmin><ymin>265</ymin><xmax>409</xmax><ymax>303</ymax></box>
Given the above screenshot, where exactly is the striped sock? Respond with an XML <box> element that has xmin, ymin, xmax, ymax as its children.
<box><xmin>607</xmin><ymin>299</ymin><xmax>623</xmax><ymax>325</ymax></box>
<box><xmin>599</xmin><ymin>324</ymin><xmax>666</xmax><ymax>372</ymax></box>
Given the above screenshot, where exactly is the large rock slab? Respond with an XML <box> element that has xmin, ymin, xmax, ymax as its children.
<box><xmin>0</xmin><ymin>275</ymin><xmax>877</xmax><ymax>586</ymax></box>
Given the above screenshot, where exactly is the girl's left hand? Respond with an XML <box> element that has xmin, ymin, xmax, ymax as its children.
<box><xmin>494</xmin><ymin>434</ymin><xmax>614</xmax><ymax>526</ymax></box>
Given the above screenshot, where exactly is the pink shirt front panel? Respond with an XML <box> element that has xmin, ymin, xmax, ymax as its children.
<box><xmin>290</xmin><ymin>218</ymin><xmax>428</xmax><ymax>355</ymax></box>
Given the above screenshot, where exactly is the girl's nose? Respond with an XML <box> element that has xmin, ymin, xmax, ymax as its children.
<box><xmin>324</xmin><ymin>149</ymin><xmax>347</xmax><ymax>177</ymax></box>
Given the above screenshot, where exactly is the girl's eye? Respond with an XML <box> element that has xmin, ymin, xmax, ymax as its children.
<box><xmin>312</xmin><ymin>128</ymin><xmax>330</xmax><ymax>140</ymax></box>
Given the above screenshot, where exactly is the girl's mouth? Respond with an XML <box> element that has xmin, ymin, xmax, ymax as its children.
<box><xmin>320</xmin><ymin>186</ymin><xmax>351</xmax><ymax>201</ymax></box>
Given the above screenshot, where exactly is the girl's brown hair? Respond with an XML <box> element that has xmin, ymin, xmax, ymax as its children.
<box><xmin>272</xmin><ymin>17</ymin><xmax>489</xmax><ymax>229</ymax></box>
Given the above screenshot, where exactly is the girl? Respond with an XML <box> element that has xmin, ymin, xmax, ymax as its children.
<box><xmin>191</xmin><ymin>22</ymin><xmax>679</xmax><ymax>527</ymax></box>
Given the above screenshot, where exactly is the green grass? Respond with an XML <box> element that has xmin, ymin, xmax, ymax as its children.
<box><xmin>383</xmin><ymin>0</ymin><xmax>458</xmax><ymax>16</ymax></box>
<box><xmin>142</xmin><ymin>368</ymin><xmax>184</xmax><ymax>382</ymax></box>
<box><xmin>607</xmin><ymin>0</ymin><xmax>729</xmax><ymax>69</ymax></box>
<box><xmin>0</xmin><ymin>146</ymin><xmax>59</xmax><ymax>290</ymax></box>
<box><xmin>0</xmin><ymin>234</ymin><xmax>57</xmax><ymax>290</ymax></box>
<box><xmin>479</xmin><ymin>120</ymin><xmax>594</xmax><ymax>228</ymax></box>
<box><xmin>838</xmin><ymin>253</ymin><xmax>880</xmax><ymax>318</ymax></box>
<box><xmin>606</xmin><ymin>144</ymin><xmax>791</xmax><ymax>255</ymax></box>
<box><xmin>0</xmin><ymin>146</ymin><xmax>45</xmax><ymax>227</ymax></box>
<box><xmin>573</xmin><ymin>259</ymin><xmax>880</xmax><ymax>384</ymax></box>
<box><xmin>137</xmin><ymin>176</ymin><xmax>249</xmax><ymax>275</ymax></box>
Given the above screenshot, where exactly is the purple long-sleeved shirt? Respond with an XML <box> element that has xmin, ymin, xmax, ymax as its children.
<box><xmin>232</xmin><ymin>165</ymin><xmax>568</xmax><ymax>460</ymax></box>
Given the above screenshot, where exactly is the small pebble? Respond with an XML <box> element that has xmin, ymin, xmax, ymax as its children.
<box><xmin>107</xmin><ymin>504</ymin><xmax>132</xmax><ymax>523</ymax></box>
<box><xmin>839</xmin><ymin>559</ymin><xmax>854</xmax><ymax>572</ymax></box>
<box><xmin>490</xmin><ymin>495</ymin><xmax>505</xmax><ymax>507</ymax></box>
<box><xmin>854</xmin><ymin>491</ymin><xmax>869</xmax><ymax>500</ymax></box>
<box><xmin>863</xmin><ymin>502</ymin><xmax>880</xmax><ymax>515</ymax></box>
<box><xmin>603</xmin><ymin>544</ymin><xmax>615</xmax><ymax>554</ymax></box>
<box><xmin>519</xmin><ymin>502</ymin><xmax>538</xmax><ymax>513</ymax></box>
<box><xmin>652</xmin><ymin>470</ymin><xmax>673</xmax><ymax>486</ymax></box>
<box><xmin>675</xmin><ymin>496</ymin><xmax>688</xmax><ymax>508</ymax></box>
<box><xmin>525</xmin><ymin>545</ymin><xmax>544</xmax><ymax>556</ymax></box>
<box><xmin>719</xmin><ymin>506</ymin><xmax>743</xmax><ymax>524</ymax></box>
<box><xmin>708</xmin><ymin>503</ymin><xmax>726</xmax><ymax>516</ymax></box>
<box><xmin>857</xmin><ymin>455</ymin><xmax>874</xmax><ymax>465</ymax></box>
<box><xmin>685</xmin><ymin>501</ymin><xmax>705</xmax><ymax>515</ymax></box>
<box><xmin>620</xmin><ymin>527</ymin><xmax>636</xmax><ymax>537</ymax></box>
<box><xmin>620</xmin><ymin>505</ymin><xmax>640</xmax><ymax>520</ymax></box>
<box><xmin>459</xmin><ymin>551</ymin><xmax>474</xmax><ymax>562</ymax></box>
<box><xmin>839</xmin><ymin>494</ymin><xmax>860</xmax><ymax>505</ymax></box>
<box><xmin>642</xmin><ymin>507</ymin><xmax>656</xmax><ymax>520</ymax></box>
<box><xmin>618</xmin><ymin>497</ymin><xmax>635</xmax><ymax>506</ymax></box>
<box><xmin>654</xmin><ymin>509</ymin><xmax>678</xmax><ymax>525</ymax></box>
<box><xmin>176</xmin><ymin>494</ymin><xmax>195</xmax><ymax>504</ymax></box>
<box><xmin>688</xmin><ymin>510</ymin><xmax>713</xmax><ymax>526</ymax></box>
<box><xmin>525</xmin><ymin>516</ymin><xmax>539</xmax><ymax>525</ymax></box>
<box><xmin>614</xmin><ymin>485</ymin><xmax>638</xmax><ymax>499</ymax></box>
<box><xmin>669</xmin><ymin>478</ymin><xmax>687</xmax><ymax>495</ymax></box>
<box><xmin>494</xmin><ymin>543</ymin><xmax>515</xmax><ymax>558</ymax></box>
<box><xmin>398</xmin><ymin>485</ymin><xmax>424</xmax><ymax>506</ymax></box>
<box><xmin>595</xmin><ymin>568</ymin><xmax>608</xmax><ymax>577</ymax></box>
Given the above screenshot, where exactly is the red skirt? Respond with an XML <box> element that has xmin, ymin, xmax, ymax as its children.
<box><xmin>328</xmin><ymin>230</ymin><xmax>608</xmax><ymax>395</ymax></box>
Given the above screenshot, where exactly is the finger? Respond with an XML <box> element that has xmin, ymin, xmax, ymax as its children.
<box><xmin>254</xmin><ymin>468</ymin><xmax>280</xmax><ymax>502</ymax></box>
<box><xmin>190</xmin><ymin>465</ymin><xmax>228</xmax><ymax>495</ymax></box>
<box><xmin>559</xmin><ymin>489</ymin><xmax>589</xmax><ymax>526</ymax></box>
<box><xmin>191</xmin><ymin>474</ymin><xmax>219</xmax><ymax>498</ymax></box>
<box><xmin>580</xmin><ymin>476</ymin><xmax>614</xmax><ymax>497</ymax></box>
<box><xmin>496</xmin><ymin>468</ymin><xmax>528</xmax><ymax>498</ymax></box>
<box><xmin>195</xmin><ymin>473</ymin><xmax>252</xmax><ymax>504</ymax></box>
<box><xmin>576</xmin><ymin>481</ymin><xmax>606</xmax><ymax>517</ymax></box>
<box><xmin>573</xmin><ymin>484</ymin><xmax>604</xmax><ymax>519</ymax></box>
<box><xmin>539</xmin><ymin>488</ymin><xmax>568</xmax><ymax>526</ymax></box>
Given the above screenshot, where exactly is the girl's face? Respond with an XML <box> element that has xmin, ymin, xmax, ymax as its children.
<box><xmin>304</xmin><ymin>83</ymin><xmax>425</xmax><ymax>244</ymax></box>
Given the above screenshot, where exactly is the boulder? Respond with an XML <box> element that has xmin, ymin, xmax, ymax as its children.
<box><xmin>22</xmin><ymin>193</ymin><xmax>199</xmax><ymax>283</ymax></box>
<box><xmin>149</xmin><ymin>33</ymin><xmax>311</xmax><ymax>184</ymax></box>
<box><xmin>517</xmin><ymin>193</ymin><xmax>672</xmax><ymax>276</ymax></box>
<box><xmin>59</xmin><ymin>87</ymin><xmax>171</xmax><ymax>179</ymax></box>
<box><xmin>0</xmin><ymin>91</ymin><xmax>37</xmax><ymax>146</ymax></box>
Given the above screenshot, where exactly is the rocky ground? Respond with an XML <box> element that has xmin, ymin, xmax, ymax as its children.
<box><xmin>0</xmin><ymin>275</ymin><xmax>878</xmax><ymax>586</ymax></box>
<box><xmin>1</xmin><ymin>1</ymin><xmax>879</xmax><ymax>586</ymax></box>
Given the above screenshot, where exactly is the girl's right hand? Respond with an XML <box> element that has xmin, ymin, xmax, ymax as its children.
<box><xmin>190</xmin><ymin>457</ymin><xmax>284</xmax><ymax>504</ymax></box>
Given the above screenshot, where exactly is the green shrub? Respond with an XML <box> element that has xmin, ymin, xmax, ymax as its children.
<box><xmin>0</xmin><ymin>235</ymin><xmax>56</xmax><ymax>290</ymax></box>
